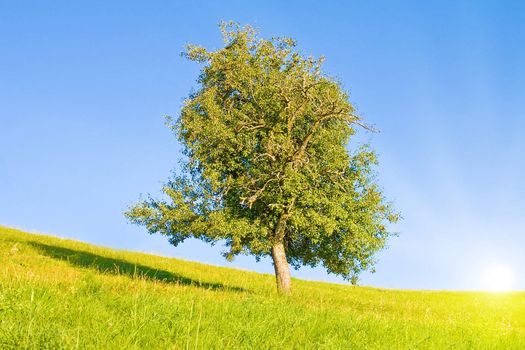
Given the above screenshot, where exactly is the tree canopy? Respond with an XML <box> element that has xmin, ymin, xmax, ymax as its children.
<box><xmin>126</xmin><ymin>22</ymin><xmax>399</xmax><ymax>293</ymax></box>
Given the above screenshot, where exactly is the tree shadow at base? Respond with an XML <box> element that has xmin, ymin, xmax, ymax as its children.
<box><xmin>29</xmin><ymin>241</ymin><xmax>247</xmax><ymax>293</ymax></box>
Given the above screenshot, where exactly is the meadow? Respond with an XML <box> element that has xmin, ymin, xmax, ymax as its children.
<box><xmin>1</xmin><ymin>225</ymin><xmax>524</xmax><ymax>349</ymax></box>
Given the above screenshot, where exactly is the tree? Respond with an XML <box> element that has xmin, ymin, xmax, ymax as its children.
<box><xmin>125</xmin><ymin>22</ymin><xmax>399</xmax><ymax>294</ymax></box>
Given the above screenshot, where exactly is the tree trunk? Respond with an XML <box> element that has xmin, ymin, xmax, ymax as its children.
<box><xmin>271</xmin><ymin>241</ymin><xmax>292</xmax><ymax>294</ymax></box>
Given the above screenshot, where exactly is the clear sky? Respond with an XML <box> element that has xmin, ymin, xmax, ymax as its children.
<box><xmin>2</xmin><ymin>1</ymin><xmax>524</xmax><ymax>291</ymax></box>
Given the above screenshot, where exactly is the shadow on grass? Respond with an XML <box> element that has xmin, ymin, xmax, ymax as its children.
<box><xmin>29</xmin><ymin>241</ymin><xmax>247</xmax><ymax>293</ymax></box>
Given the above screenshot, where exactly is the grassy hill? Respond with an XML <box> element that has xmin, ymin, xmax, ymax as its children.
<box><xmin>1</xmin><ymin>226</ymin><xmax>524</xmax><ymax>349</ymax></box>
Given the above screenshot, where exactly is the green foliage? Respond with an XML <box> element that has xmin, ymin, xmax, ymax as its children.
<box><xmin>2</xmin><ymin>227</ymin><xmax>525</xmax><ymax>349</ymax></box>
<box><xmin>126</xmin><ymin>22</ymin><xmax>399</xmax><ymax>283</ymax></box>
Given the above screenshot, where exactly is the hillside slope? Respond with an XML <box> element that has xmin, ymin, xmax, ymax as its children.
<box><xmin>1</xmin><ymin>225</ymin><xmax>524</xmax><ymax>349</ymax></box>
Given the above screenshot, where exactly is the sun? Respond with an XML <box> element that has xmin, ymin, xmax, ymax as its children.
<box><xmin>484</xmin><ymin>264</ymin><xmax>515</xmax><ymax>292</ymax></box>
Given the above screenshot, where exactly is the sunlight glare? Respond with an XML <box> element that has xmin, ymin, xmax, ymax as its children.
<box><xmin>484</xmin><ymin>264</ymin><xmax>515</xmax><ymax>292</ymax></box>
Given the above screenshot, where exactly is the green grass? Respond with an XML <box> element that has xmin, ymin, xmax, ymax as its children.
<box><xmin>1</xmin><ymin>226</ymin><xmax>524</xmax><ymax>349</ymax></box>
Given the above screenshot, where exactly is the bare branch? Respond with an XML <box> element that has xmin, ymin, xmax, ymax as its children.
<box><xmin>349</xmin><ymin>114</ymin><xmax>378</xmax><ymax>132</ymax></box>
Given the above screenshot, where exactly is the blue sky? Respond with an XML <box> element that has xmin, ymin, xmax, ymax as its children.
<box><xmin>1</xmin><ymin>1</ymin><xmax>524</xmax><ymax>290</ymax></box>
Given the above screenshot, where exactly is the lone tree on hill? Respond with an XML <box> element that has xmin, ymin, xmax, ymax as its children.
<box><xmin>126</xmin><ymin>22</ymin><xmax>399</xmax><ymax>294</ymax></box>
